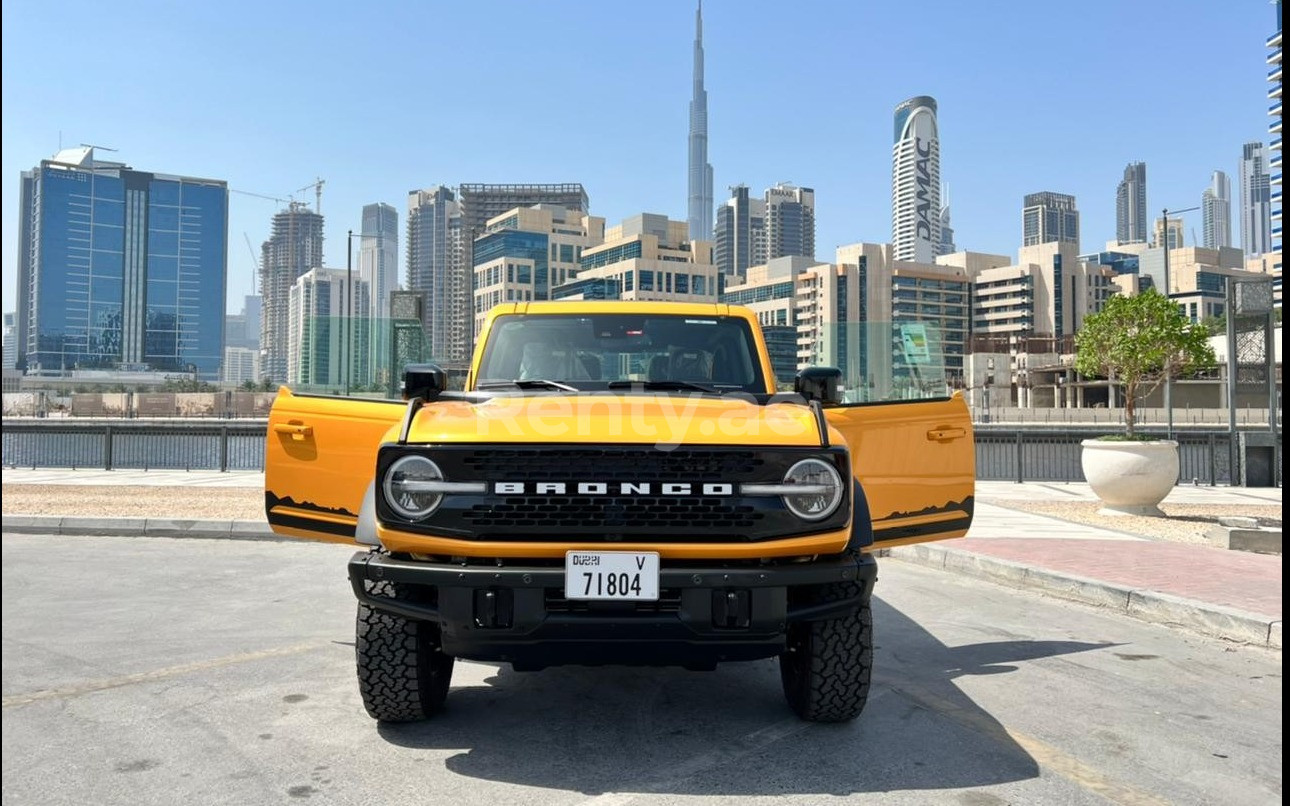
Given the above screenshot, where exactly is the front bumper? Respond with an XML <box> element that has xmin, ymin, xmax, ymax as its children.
<box><xmin>348</xmin><ymin>550</ymin><xmax>878</xmax><ymax>669</ymax></box>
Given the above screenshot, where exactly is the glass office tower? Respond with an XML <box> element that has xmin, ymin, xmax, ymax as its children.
<box><xmin>17</xmin><ymin>147</ymin><xmax>228</xmax><ymax>379</ymax></box>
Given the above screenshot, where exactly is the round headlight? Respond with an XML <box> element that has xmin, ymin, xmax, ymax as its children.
<box><xmin>781</xmin><ymin>458</ymin><xmax>844</xmax><ymax>521</ymax></box>
<box><xmin>383</xmin><ymin>456</ymin><xmax>445</xmax><ymax>520</ymax></box>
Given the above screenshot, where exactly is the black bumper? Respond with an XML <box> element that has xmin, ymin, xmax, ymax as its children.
<box><xmin>347</xmin><ymin>550</ymin><xmax>878</xmax><ymax>669</ymax></box>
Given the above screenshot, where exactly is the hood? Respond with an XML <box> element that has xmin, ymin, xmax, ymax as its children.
<box><xmin>405</xmin><ymin>393</ymin><xmax>826</xmax><ymax>446</ymax></box>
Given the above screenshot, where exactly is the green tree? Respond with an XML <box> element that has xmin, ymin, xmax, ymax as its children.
<box><xmin>1074</xmin><ymin>290</ymin><xmax>1216</xmax><ymax>439</ymax></box>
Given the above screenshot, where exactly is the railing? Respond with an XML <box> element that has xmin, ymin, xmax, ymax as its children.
<box><xmin>2</xmin><ymin>418</ymin><xmax>1280</xmax><ymax>487</ymax></box>
<box><xmin>970</xmin><ymin>406</ymin><xmax>1279</xmax><ymax>427</ymax></box>
<box><xmin>1</xmin><ymin>420</ymin><xmax>268</xmax><ymax>472</ymax></box>
<box><xmin>973</xmin><ymin>426</ymin><xmax>1280</xmax><ymax>486</ymax></box>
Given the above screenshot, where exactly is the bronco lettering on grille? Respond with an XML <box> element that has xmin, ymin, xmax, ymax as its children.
<box><xmin>493</xmin><ymin>482</ymin><xmax>735</xmax><ymax>496</ymax></box>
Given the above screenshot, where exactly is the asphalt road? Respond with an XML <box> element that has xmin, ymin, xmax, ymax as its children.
<box><xmin>2</xmin><ymin>533</ymin><xmax>1281</xmax><ymax>806</ymax></box>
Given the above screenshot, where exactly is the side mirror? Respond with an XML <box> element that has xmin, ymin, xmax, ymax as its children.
<box><xmin>795</xmin><ymin>367</ymin><xmax>844</xmax><ymax>406</ymax></box>
<box><xmin>402</xmin><ymin>363</ymin><xmax>447</xmax><ymax>401</ymax></box>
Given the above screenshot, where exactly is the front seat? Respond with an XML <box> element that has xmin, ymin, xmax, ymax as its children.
<box><xmin>668</xmin><ymin>347</ymin><xmax>713</xmax><ymax>382</ymax></box>
<box><xmin>519</xmin><ymin>342</ymin><xmax>591</xmax><ymax>381</ymax></box>
<box><xmin>647</xmin><ymin>354</ymin><xmax>671</xmax><ymax>381</ymax></box>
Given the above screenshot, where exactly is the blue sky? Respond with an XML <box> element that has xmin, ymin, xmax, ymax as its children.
<box><xmin>1</xmin><ymin>0</ymin><xmax>1277</xmax><ymax>314</ymax></box>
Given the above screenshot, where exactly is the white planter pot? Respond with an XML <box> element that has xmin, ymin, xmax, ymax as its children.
<box><xmin>1080</xmin><ymin>439</ymin><xmax>1179</xmax><ymax>517</ymax></box>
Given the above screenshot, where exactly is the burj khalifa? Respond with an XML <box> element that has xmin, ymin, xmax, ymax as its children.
<box><xmin>687</xmin><ymin>1</ymin><xmax>713</xmax><ymax>243</ymax></box>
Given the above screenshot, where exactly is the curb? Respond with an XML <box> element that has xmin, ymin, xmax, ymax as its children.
<box><xmin>885</xmin><ymin>543</ymin><xmax>1281</xmax><ymax>650</ymax></box>
<box><xmin>2</xmin><ymin>515</ymin><xmax>280</xmax><ymax>541</ymax></box>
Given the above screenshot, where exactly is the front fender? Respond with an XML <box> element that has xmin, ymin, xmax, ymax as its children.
<box><xmin>356</xmin><ymin>481</ymin><xmax>380</xmax><ymax>546</ymax></box>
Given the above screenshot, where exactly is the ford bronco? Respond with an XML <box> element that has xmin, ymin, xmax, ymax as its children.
<box><xmin>265</xmin><ymin>301</ymin><xmax>974</xmax><ymax>723</ymax></box>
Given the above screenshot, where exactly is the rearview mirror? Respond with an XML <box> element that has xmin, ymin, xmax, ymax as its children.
<box><xmin>795</xmin><ymin>367</ymin><xmax>843</xmax><ymax>406</ymax></box>
<box><xmin>403</xmin><ymin>363</ymin><xmax>447</xmax><ymax>401</ymax></box>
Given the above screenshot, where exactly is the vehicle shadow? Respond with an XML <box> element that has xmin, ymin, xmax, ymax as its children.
<box><xmin>376</xmin><ymin>596</ymin><xmax>1115</xmax><ymax>797</ymax></box>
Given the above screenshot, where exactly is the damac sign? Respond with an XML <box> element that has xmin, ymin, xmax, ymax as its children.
<box><xmin>915</xmin><ymin>137</ymin><xmax>933</xmax><ymax>240</ymax></box>
<box><xmin>493</xmin><ymin>481</ymin><xmax>735</xmax><ymax>496</ymax></box>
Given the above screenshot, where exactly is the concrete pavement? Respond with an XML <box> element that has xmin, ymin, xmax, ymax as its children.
<box><xmin>2</xmin><ymin>469</ymin><xmax>1281</xmax><ymax>649</ymax></box>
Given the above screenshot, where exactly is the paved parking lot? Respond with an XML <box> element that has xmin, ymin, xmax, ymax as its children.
<box><xmin>3</xmin><ymin>533</ymin><xmax>1281</xmax><ymax>806</ymax></box>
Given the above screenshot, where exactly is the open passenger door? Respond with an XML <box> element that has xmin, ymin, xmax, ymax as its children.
<box><xmin>265</xmin><ymin>388</ymin><xmax>406</xmax><ymax>544</ymax></box>
<box><xmin>825</xmin><ymin>393</ymin><xmax>975</xmax><ymax>550</ymax></box>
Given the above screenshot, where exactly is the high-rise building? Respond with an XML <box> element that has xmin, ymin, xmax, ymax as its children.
<box><xmin>259</xmin><ymin>202</ymin><xmax>324</xmax><ymax>383</ymax></box>
<box><xmin>1115</xmin><ymin>162</ymin><xmax>1148</xmax><ymax>244</ymax></box>
<box><xmin>1141</xmin><ymin>246</ymin><xmax>1249</xmax><ymax>323</ymax></box>
<box><xmin>797</xmin><ymin>243</ymin><xmax>969</xmax><ymax>398</ymax></box>
<box><xmin>2</xmin><ymin>312</ymin><xmax>16</xmax><ymax>370</ymax></box>
<box><xmin>720</xmin><ymin>255</ymin><xmax>822</xmax><ymax>386</ymax></box>
<box><xmin>472</xmin><ymin>204</ymin><xmax>605</xmax><ymax>334</ymax></box>
<box><xmin>224</xmin><ymin>295</ymin><xmax>261</xmax><ymax>352</ymax></box>
<box><xmin>1022</xmin><ymin>192</ymin><xmax>1080</xmax><ymax>248</ymax></box>
<box><xmin>359</xmin><ymin>203</ymin><xmax>399</xmax><ymax>321</ymax></box>
<box><xmin>1152</xmin><ymin>216</ymin><xmax>1185</xmax><ymax>250</ymax></box>
<box><xmin>1201</xmin><ymin>171</ymin><xmax>1232</xmax><ymax>249</ymax></box>
<box><xmin>286</xmin><ymin>267</ymin><xmax>369</xmax><ymax>388</ymax></box>
<box><xmin>407</xmin><ymin>183</ymin><xmax>588</xmax><ymax>367</ymax></box>
<box><xmin>713</xmin><ymin>185</ymin><xmax>766</xmax><ymax>277</ymax></box>
<box><xmin>456</xmin><ymin>184</ymin><xmax>589</xmax><ymax>363</ymax></box>
<box><xmin>892</xmin><ymin>95</ymin><xmax>941</xmax><ymax>263</ymax></box>
<box><xmin>357</xmin><ymin>203</ymin><xmax>400</xmax><ymax>390</ymax></box>
<box><xmin>764</xmin><ymin>183</ymin><xmax>815</xmax><ymax>261</ymax></box>
<box><xmin>564</xmin><ymin>213</ymin><xmax>719</xmax><ymax>303</ymax></box>
<box><xmin>406</xmin><ymin>186</ymin><xmax>463</xmax><ymax>366</ymax></box>
<box><xmin>16</xmin><ymin>147</ymin><xmax>228</xmax><ymax>378</ymax></box>
<box><xmin>713</xmin><ymin>182</ymin><xmax>814</xmax><ymax>276</ymax></box>
<box><xmin>961</xmin><ymin>242</ymin><xmax>1118</xmax><ymax>358</ymax></box>
<box><xmin>1267</xmin><ymin>5</ymin><xmax>1283</xmax><ymax>275</ymax></box>
<box><xmin>221</xmin><ymin>347</ymin><xmax>260</xmax><ymax>385</ymax></box>
<box><xmin>1239</xmin><ymin>142</ymin><xmax>1273</xmax><ymax>257</ymax></box>
<box><xmin>937</xmin><ymin>184</ymin><xmax>956</xmax><ymax>257</ymax></box>
<box><xmin>687</xmin><ymin>1</ymin><xmax>713</xmax><ymax>242</ymax></box>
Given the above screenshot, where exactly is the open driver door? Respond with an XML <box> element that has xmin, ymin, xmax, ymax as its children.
<box><xmin>264</xmin><ymin>388</ymin><xmax>406</xmax><ymax>544</ymax></box>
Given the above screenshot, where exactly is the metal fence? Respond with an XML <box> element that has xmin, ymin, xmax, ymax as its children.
<box><xmin>970</xmin><ymin>427</ymin><xmax>1273</xmax><ymax>485</ymax></box>
<box><xmin>1</xmin><ymin>418</ymin><xmax>1281</xmax><ymax>486</ymax></box>
<box><xmin>2</xmin><ymin>420</ymin><xmax>268</xmax><ymax>472</ymax></box>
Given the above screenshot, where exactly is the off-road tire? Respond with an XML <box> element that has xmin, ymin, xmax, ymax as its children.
<box><xmin>779</xmin><ymin>579</ymin><xmax>873</xmax><ymax>722</ymax></box>
<box><xmin>356</xmin><ymin>579</ymin><xmax>454</xmax><ymax>722</ymax></box>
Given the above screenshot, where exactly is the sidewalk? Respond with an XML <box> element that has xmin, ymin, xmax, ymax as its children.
<box><xmin>1</xmin><ymin>469</ymin><xmax>1281</xmax><ymax>649</ymax></box>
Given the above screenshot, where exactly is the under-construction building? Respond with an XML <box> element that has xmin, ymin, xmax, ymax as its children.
<box><xmin>406</xmin><ymin>183</ymin><xmax>588</xmax><ymax>368</ymax></box>
<box><xmin>260</xmin><ymin>202</ymin><xmax>324</xmax><ymax>382</ymax></box>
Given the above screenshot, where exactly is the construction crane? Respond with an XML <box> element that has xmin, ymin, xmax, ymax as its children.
<box><xmin>295</xmin><ymin>177</ymin><xmax>325</xmax><ymax>215</ymax></box>
<box><xmin>244</xmin><ymin>233</ymin><xmax>261</xmax><ymax>292</ymax></box>
<box><xmin>230</xmin><ymin>188</ymin><xmax>289</xmax><ymax>206</ymax></box>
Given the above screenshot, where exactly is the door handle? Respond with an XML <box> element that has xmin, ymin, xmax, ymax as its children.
<box><xmin>273</xmin><ymin>422</ymin><xmax>313</xmax><ymax>441</ymax></box>
<box><xmin>926</xmin><ymin>426</ymin><xmax>966</xmax><ymax>441</ymax></box>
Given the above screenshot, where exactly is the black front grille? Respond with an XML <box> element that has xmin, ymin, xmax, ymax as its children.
<box><xmin>462</xmin><ymin>448</ymin><xmax>763</xmax><ymax>482</ymax></box>
<box><xmin>376</xmin><ymin>443</ymin><xmax>852</xmax><ymax>543</ymax></box>
<box><xmin>462</xmin><ymin>496</ymin><xmax>762</xmax><ymax>530</ymax></box>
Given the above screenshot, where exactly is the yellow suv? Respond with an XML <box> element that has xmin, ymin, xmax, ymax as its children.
<box><xmin>266</xmin><ymin>302</ymin><xmax>974</xmax><ymax>723</ymax></box>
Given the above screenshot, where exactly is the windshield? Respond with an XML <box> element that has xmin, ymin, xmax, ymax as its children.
<box><xmin>475</xmin><ymin>313</ymin><xmax>766</xmax><ymax>393</ymax></box>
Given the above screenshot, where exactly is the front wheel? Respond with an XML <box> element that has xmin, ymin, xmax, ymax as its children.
<box><xmin>356</xmin><ymin>581</ymin><xmax>454</xmax><ymax>722</ymax></box>
<box><xmin>778</xmin><ymin>580</ymin><xmax>873</xmax><ymax>722</ymax></box>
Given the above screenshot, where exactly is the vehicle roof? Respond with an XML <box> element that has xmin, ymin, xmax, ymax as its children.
<box><xmin>494</xmin><ymin>301</ymin><xmax>744</xmax><ymax>318</ymax></box>
<box><xmin>470</xmin><ymin>301</ymin><xmax>772</xmax><ymax>392</ymax></box>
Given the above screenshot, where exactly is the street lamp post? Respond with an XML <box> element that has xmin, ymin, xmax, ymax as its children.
<box><xmin>984</xmin><ymin>357</ymin><xmax>995</xmax><ymax>424</ymax></box>
<box><xmin>1160</xmin><ymin>205</ymin><xmax>1200</xmax><ymax>441</ymax></box>
<box><xmin>345</xmin><ymin>229</ymin><xmax>353</xmax><ymax>396</ymax></box>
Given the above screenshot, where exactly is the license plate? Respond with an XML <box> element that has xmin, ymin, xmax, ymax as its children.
<box><xmin>564</xmin><ymin>551</ymin><xmax>660</xmax><ymax>601</ymax></box>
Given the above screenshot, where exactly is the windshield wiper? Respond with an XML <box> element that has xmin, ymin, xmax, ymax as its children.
<box><xmin>477</xmin><ymin>379</ymin><xmax>580</xmax><ymax>392</ymax></box>
<box><xmin>607</xmin><ymin>380</ymin><xmax>725</xmax><ymax>395</ymax></box>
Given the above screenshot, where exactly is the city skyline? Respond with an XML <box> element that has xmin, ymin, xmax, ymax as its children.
<box><xmin>0</xmin><ymin>1</ymin><xmax>1276</xmax><ymax>314</ymax></box>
